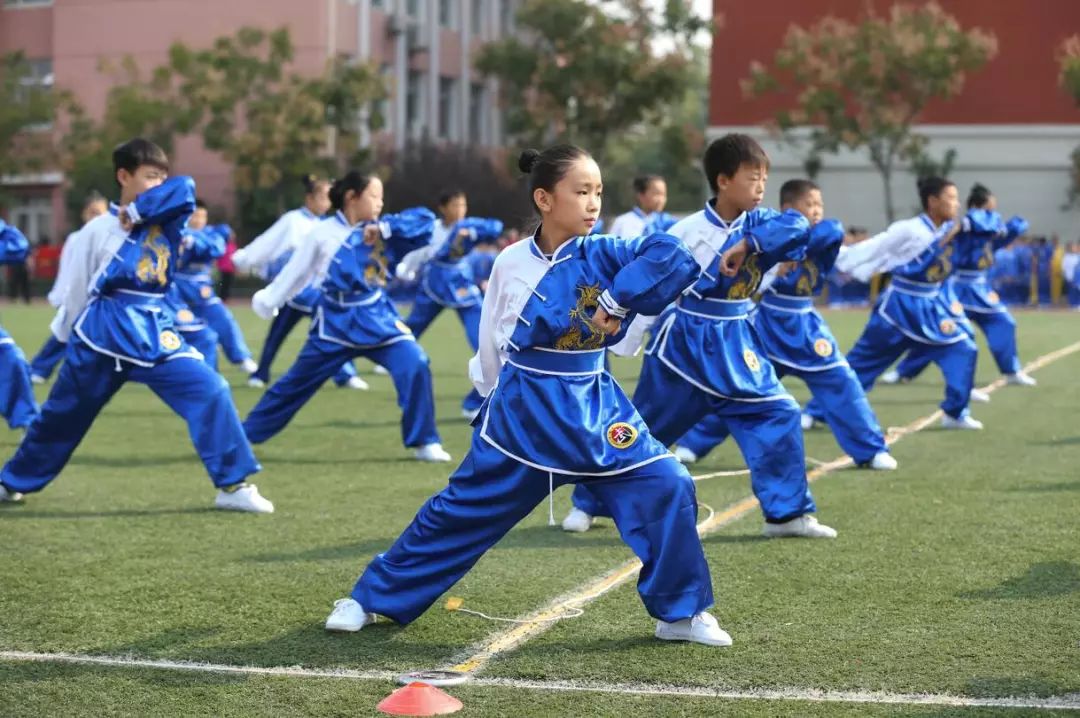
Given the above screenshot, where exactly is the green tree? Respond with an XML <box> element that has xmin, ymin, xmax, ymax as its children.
<box><xmin>166</xmin><ymin>27</ymin><xmax>386</xmax><ymax>232</ymax></box>
<box><xmin>742</xmin><ymin>2</ymin><xmax>997</xmax><ymax>222</ymax></box>
<box><xmin>0</xmin><ymin>52</ymin><xmax>63</xmax><ymax>205</ymax></box>
<box><xmin>475</xmin><ymin>0</ymin><xmax>712</xmax><ymax>168</ymax></box>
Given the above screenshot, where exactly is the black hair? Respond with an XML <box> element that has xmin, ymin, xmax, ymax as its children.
<box><xmin>518</xmin><ymin>145</ymin><xmax>592</xmax><ymax>213</ymax></box>
<box><xmin>112</xmin><ymin>138</ymin><xmax>169</xmax><ymax>186</ymax></box>
<box><xmin>779</xmin><ymin>179</ymin><xmax>819</xmax><ymax>207</ymax></box>
<box><xmin>967</xmin><ymin>183</ymin><xmax>992</xmax><ymax>209</ymax></box>
<box><xmin>917</xmin><ymin>176</ymin><xmax>955</xmax><ymax>210</ymax></box>
<box><xmin>632</xmin><ymin>174</ymin><xmax>662</xmax><ymax>195</ymax></box>
<box><xmin>82</xmin><ymin>191</ymin><xmax>106</xmax><ymax>209</ymax></box>
<box><xmin>329</xmin><ymin>170</ymin><xmax>374</xmax><ymax>211</ymax></box>
<box><xmin>301</xmin><ymin>174</ymin><xmax>329</xmax><ymax>195</ymax></box>
<box><xmin>194</xmin><ymin>198</ymin><xmax>208</xmax><ymax>210</ymax></box>
<box><xmin>702</xmin><ymin>134</ymin><xmax>769</xmax><ymax>194</ymax></box>
<box><xmin>437</xmin><ymin>188</ymin><xmax>466</xmax><ymax>206</ymax></box>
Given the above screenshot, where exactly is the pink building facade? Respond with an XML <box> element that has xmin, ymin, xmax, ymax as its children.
<box><xmin>1</xmin><ymin>0</ymin><xmax>519</xmax><ymax>240</ymax></box>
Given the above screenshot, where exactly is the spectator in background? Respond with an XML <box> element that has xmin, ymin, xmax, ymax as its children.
<box><xmin>217</xmin><ymin>226</ymin><xmax>237</xmax><ymax>301</ymax></box>
<box><xmin>32</xmin><ymin>235</ymin><xmax>61</xmax><ymax>284</ymax></box>
<box><xmin>5</xmin><ymin>231</ymin><xmax>32</xmax><ymax>304</ymax></box>
<box><xmin>1063</xmin><ymin>241</ymin><xmax>1080</xmax><ymax>309</ymax></box>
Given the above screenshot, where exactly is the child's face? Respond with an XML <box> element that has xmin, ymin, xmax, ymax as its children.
<box><xmin>117</xmin><ymin>164</ymin><xmax>167</xmax><ymax>200</ymax></box>
<box><xmin>717</xmin><ymin>162</ymin><xmax>767</xmax><ymax>212</ymax></box>
<box><xmin>535</xmin><ymin>156</ymin><xmax>602</xmax><ymax>237</ymax></box>
<box><xmin>188</xmin><ymin>208</ymin><xmax>208</xmax><ymax>230</ymax></box>
<box><xmin>786</xmin><ymin>188</ymin><xmax>823</xmax><ymax>225</ymax></box>
<box><xmin>82</xmin><ymin>200</ymin><xmax>108</xmax><ymax>223</ymax></box>
<box><xmin>351</xmin><ymin>177</ymin><xmax>384</xmax><ymax>221</ymax></box>
<box><xmin>638</xmin><ymin>179</ymin><xmax>667</xmax><ymax>213</ymax></box>
<box><xmin>440</xmin><ymin>195</ymin><xmax>467</xmax><ymax>225</ymax></box>
<box><xmin>929</xmin><ymin>184</ymin><xmax>960</xmax><ymax>221</ymax></box>
<box><xmin>308</xmin><ymin>183</ymin><xmax>331</xmax><ymax>216</ymax></box>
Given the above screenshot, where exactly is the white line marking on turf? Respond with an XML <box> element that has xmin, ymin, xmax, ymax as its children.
<box><xmin>442</xmin><ymin>340</ymin><xmax>1080</xmax><ymax>674</ymax></box>
<box><xmin>3</xmin><ymin>650</ymin><xmax>1079</xmax><ymax>711</ymax></box>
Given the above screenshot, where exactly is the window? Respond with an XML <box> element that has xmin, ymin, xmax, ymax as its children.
<box><xmin>438</xmin><ymin>77</ymin><xmax>457</xmax><ymax>140</ymax></box>
<box><xmin>405</xmin><ymin>71</ymin><xmax>425</xmax><ymax>139</ymax></box>
<box><xmin>370</xmin><ymin>0</ymin><xmax>385</xmax><ymax>8</ymax></box>
<box><xmin>17</xmin><ymin>58</ymin><xmax>53</xmax><ymax>97</ymax></box>
<box><xmin>9</xmin><ymin>195</ymin><xmax>53</xmax><ymax>247</ymax></box>
<box><xmin>469</xmin><ymin>83</ymin><xmax>485</xmax><ymax>144</ymax></box>
<box><xmin>405</xmin><ymin>0</ymin><xmax>420</xmax><ymax>19</ymax></box>
<box><xmin>3</xmin><ymin>0</ymin><xmax>53</xmax><ymax>7</ymax></box>
<box><xmin>471</xmin><ymin>0</ymin><xmax>484</xmax><ymax>35</ymax></box>
<box><xmin>438</xmin><ymin>0</ymin><xmax>457</xmax><ymax>29</ymax></box>
<box><xmin>499</xmin><ymin>0</ymin><xmax>514</xmax><ymax>35</ymax></box>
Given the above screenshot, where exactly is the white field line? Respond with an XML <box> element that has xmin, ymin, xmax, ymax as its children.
<box><xmin>3</xmin><ymin>650</ymin><xmax>1079</xmax><ymax>711</ymax></box>
<box><xmin>440</xmin><ymin>340</ymin><xmax>1080</xmax><ymax>674</ymax></box>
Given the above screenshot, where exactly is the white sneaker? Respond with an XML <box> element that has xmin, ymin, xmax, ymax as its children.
<box><xmin>373</xmin><ymin>364</ymin><xmax>390</xmax><ymax>376</ymax></box>
<box><xmin>941</xmin><ymin>413</ymin><xmax>984</xmax><ymax>430</ymax></box>
<box><xmin>655</xmin><ymin>612</ymin><xmax>732</xmax><ymax>647</ymax></box>
<box><xmin>240</xmin><ymin>358</ymin><xmax>259</xmax><ymax>374</ymax></box>
<box><xmin>325</xmin><ymin>598</ymin><xmax>377</xmax><ymax>632</ymax></box>
<box><xmin>561</xmin><ymin>507</ymin><xmax>593</xmax><ymax>533</ymax></box>
<box><xmin>247</xmin><ymin>377</ymin><xmax>266</xmax><ymax>389</ymax></box>
<box><xmin>344</xmin><ymin>376</ymin><xmax>370</xmax><ymax>391</ymax></box>
<box><xmin>800</xmin><ymin>413</ymin><xmax>818</xmax><ymax>431</ymax></box>
<box><xmin>30</xmin><ymin>374</ymin><xmax>45</xmax><ymax>385</ymax></box>
<box><xmin>1005</xmin><ymin>372</ymin><xmax>1037</xmax><ymax>387</ymax></box>
<box><xmin>414</xmin><ymin>443</ymin><xmax>451</xmax><ymax>462</ymax></box>
<box><xmin>214</xmin><ymin>484</ymin><xmax>274</xmax><ymax>513</ymax></box>
<box><xmin>869</xmin><ymin>452</ymin><xmax>898</xmax><ymax>470</ymax></box>
<box><xmin>763</xmin><ymin>514</ymin><xmax>837</xmax><ymax>539</ymax></box>
<box><xmin>0</xmin><ymin>484</ymin><xmax>25</xmax><ymax>503</ymax></box>
<box><xmin>461</xmin><ymin>407</ymin><xmax>480</xmax><ymax>421</ymax></box>
<box><xmin>672</xmin><ymin>446</ymin><xmax>698</xmax><ymax>464</ymax></box>
<box><xmin>880</xmin><ymin>369</ymin><xmax>901</xmax><ymax>385</ymax></box>
<box><xmin>969</xmin><ymin>388</ymin><xmax>991</xmax><ymax>403</ymax></box>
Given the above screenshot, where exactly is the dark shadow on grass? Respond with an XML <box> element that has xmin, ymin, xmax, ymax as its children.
<box><xmin>1029</xmin><ymin>436</ymin><xmax>1080</xmax><ymax>446</ymax></box>
<box><xmin>245</xmin><ymin>538</ymin><xmax>394</xmax><ymax>564</ymax></box>
<box><xmin>1005</xmin><ymin>480</ymin><xmax>1080</xmax><ymax>493</ymax></box>
<box><xmin>101</xmin><ymin>626</ymin><xmax>224</xmax><ymax>656</ymax></box>
<box><xmin>701</xmin><ymin>533</ymin><xmax>770</xmax><ymax>545</ymax></box>
<box><xmin>298</xmin><ymin>417</ymin><xmax>465</xmax><ymax>431</ymax></box>
<box><xmin>0</xmin><ymin>507</ymin><xmax>219</xmax><ymax>520</ymax></box>
<box><xmin>957</xmin><ymin>561</ymin><xmax>1080</xmax><ymax>600</ymax></box>
<box><xmin>69</xmin><ymin>453</ymin><xmax>195</xmax><ymax>468</ymax></box>
<box><xmin>0</xmin><ymin>661</ymin><xmax>251</xmax><ymax>688</ymax></box>
<box><xmin>963</xmin><ymin>675</ymin><xmax>1080</xmax><ymax>699</ymax></box>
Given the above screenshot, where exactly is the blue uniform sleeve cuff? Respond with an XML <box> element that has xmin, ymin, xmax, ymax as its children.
<box><xmin>598</xmin><ymin>289</ymin><xmax>628</xmax><ymax>319</ymax></box>
<box><xmin>125</xmin><ymin>203</ymin><xmax>142</xmax><ymax>225</ymax></box>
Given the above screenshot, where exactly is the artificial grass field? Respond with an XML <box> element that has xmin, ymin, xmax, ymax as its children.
<box><xmin>0</xmin><ymin>303</ymin><xmax>1077</xmax><ymax>717</ymax></box>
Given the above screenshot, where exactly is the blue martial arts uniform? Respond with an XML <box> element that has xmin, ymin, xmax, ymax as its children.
<box><xmin>243</xmin><ymin>209</ymin><xmax>441</xmax><ymax>450</ymax></box>
<box><xmin>400</xmin><ymin>217</ymin><xmax>504</xmax><ymax>413</ymax></box>
<box><xmin>0</xmin><ymin>178</ymin><xmax>260</xmax><ymax>495</ymax></box>
<box><xmin>174</xmin><ymin>224</ymin><xmax>254</xmax><ymax>366</ymax></box>
<box><xmin>572</xmin><ymin>202</ymin><xmax>819</xmax><ymax>524</ymax></box>
<box><xmin>893</xmin><ymin>211</ymin><xmax>1029</xmax><ymax>380</ymax></box>
<box><xmin>349</xmin><ymin>228</ymin><xmax>714</xmax><ymax>625</ymax></box>
<box><xmin>836</xmin><ymin>214</ymin><xmax>978</xmax><ymax>420</ymax></box>
<box><xmin>677</xmin><ymin>219</ymin><xmax>888</xmax><ymax>465</ymax></box>
<box><xmin>0</xmin><ymin>221</ymin><xmax>39</xmax><ymax>429</ymax></box>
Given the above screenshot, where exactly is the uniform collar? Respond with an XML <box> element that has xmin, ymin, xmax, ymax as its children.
<box><xmin>703</xmin><ymin>200</ymin><xmax>745</xmax><ymax>231</ymax></box>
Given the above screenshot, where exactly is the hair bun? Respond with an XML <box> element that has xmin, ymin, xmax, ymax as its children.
<box><xmin>518</xmin><ymin>149</ymin><xmax>541</xmax><ymax>174</ymax></box>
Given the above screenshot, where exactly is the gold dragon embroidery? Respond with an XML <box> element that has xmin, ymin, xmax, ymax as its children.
<box><xmin>363</xmin><ymin>233</ymin><xmax>388</xmax><ymax>287</ymax></box>
<box><xmin>727</xmin><ymin>254</ymin><xmax>763</xmax><ymax>300</ymax></box>
<box><xmin>555</xmin><ymin>283</ymin><xmax>606</xmax><ymax>350</ymax></box>
<box><xmin>926</xmin><ymin>244</ymin><xmax>953</xmax><ymax>283</ymax></box>
<box><xmin>795</xmin><ymin>259</ymin><xmax>819</xmax><ymax>296</ymax></box>
<box><xmin>135</xmin><ymin>227</ymin><xmax>170</xmax><ymax>287</ymax></box>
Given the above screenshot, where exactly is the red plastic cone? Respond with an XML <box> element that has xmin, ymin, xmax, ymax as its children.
<box><xmin>377</xmin><ymin>682</ymin><xmax>463</xmax><ymax>716</ymax></box>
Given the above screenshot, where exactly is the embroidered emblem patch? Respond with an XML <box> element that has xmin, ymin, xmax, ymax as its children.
<box><xmin>159</xmin><ymin>330</ymin><xmax>181</xmax><ymax>352</ymax></box>
<box><xmin>743</xmin><ymin>349</ymin><xmax>761</xmax><ymax>371</ymax></box>
<box><xmin>606</xmin><ymin>422</ymin><xmax>638</xmax><ymax>449</ymax></box>
<box><xmin>813</xmin><ymin>338</ymin><xmax>833</xmax><ymax>357</ymax></box>
<box><xmin>395</xmin><ymin>320</ymin><xmax>413</xmax><ymax>335</ymax></box>
<box><xmin>939</xmin><ymin>319</ymin><xmax>957</xmax><ymax>335</ymax></box>
<box><xmin>200</xmin><ymin>285</ymin><xmax>213</xmax><ymax>299</ymax></box>
<box><xmin>988</xmin><ymin>291</ymin><xmax>1000</xmax><ymax>304</ymax></box>
<box><xmin>176</xmin><ymin>309</ymin><xmax>195</xmax><ymax>324</ymax></box>
<box><xmin>456</xmin><ymin>287</ymin><xmax>472</xmax><ymax>298</ymax></box>
<box><xmin>950</xmin><ymin>300</ymin><xmax>963</xmax><ymax>316</ymax></box>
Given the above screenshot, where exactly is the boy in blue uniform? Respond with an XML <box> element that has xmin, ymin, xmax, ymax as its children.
<box><xmin>325</xmin><ymin>145</ymin><xmax>728</xmax><ymax>647</ymax></box>
<box><xmin>564</xmin><ymin>135</ymin><xmax>836</xmax><ymax>539</ymax></box>
<box><xmin>832</xmin><ymin>177</ymin><xmax>982</xmax><ymax>430</ymax></box>
<box><xmin>174</xmin><ymin>200</ymin><xmax>258</xmax><ymax>374</ymax></box>
<box><xmin>0</xmin><ymin>221</ymin><xmax>40</xmax><ymax>430</ymax></box>
<box><xmin>671</xmin><ymin>180</ymin><xmax>895</xmax><ymax>471</ymax></box>
<box><xmin>0</xmin><ymin>139</ymin><xmax>271</xmax><ymax>512</ymax></box>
